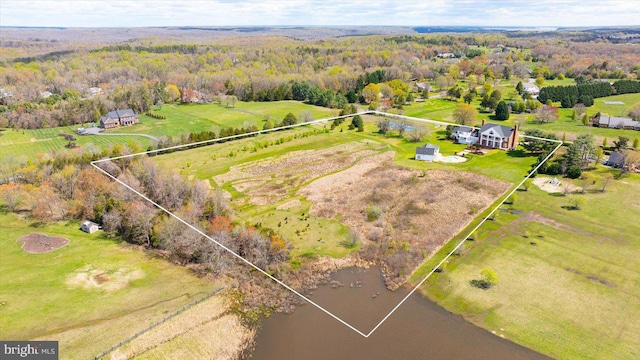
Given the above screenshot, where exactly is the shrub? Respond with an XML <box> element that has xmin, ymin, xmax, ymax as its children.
<box><xmin>366</xmin><ymin>204</ymin><xmax>383</xmax><ymax>221</ymax></box>
<box><xmin>566</xmin><ymin>166</ymin><xmax>582</xmax><ymax>179</ymax></box>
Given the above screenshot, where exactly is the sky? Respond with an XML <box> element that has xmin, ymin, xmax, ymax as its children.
<box><xmin>1</xmin><ymin>0</ymin><xmax>639</xmax><ymax>28</ymax></box>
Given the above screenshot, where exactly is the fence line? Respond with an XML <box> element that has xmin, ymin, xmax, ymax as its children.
<box><xmin>93</xmin><ymin>287</ymin><xmax>225</xmax><ymax>360</ymax></box>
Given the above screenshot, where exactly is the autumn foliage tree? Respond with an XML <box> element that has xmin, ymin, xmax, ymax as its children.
<box><xmin>453</xmin><ymin>103</ymin><xmax>477</xmax><ymax>126</ymax></box>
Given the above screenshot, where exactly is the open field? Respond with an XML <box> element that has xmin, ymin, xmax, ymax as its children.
<box><xmin>110</xmin><ymin>101</ymin><xmax>339</xmax><ymax>137</ymax></box>
<box><xmin>153</xmin><ymin>116</ymin><xmax>534</xmax><ymax>287</ymax></box>
<box><xmin>0</xmin><ymin>101</ymin><xmax>339</xmax><ymax>162</ymax></box>
<box><xmin>0</xmin><ymin>127</ymin><xmax>152</xmax><ymax>161</ymax></box>
<box><xmin>0</xmin><ymin>213</ymin><xmax>238</xmax><ymax>360</ymax></box>
<box><xmin>411</xmin><ymin>171</ymin><xmax>640</xmax><ymax>359</ymax></box>
<box><xmin>109</xmin><ymin>296</ymin><xmax>254</xmax><ymax>360</ymax></box>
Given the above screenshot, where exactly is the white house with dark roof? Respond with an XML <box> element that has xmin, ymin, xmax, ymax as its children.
<box><xmin>415</xmin><ymin>143</ymin><xmax>440</xmax><ymax>162</ymax></box>
<box><xmin>478</xmin><ymin>120</ymin><xmax>519</xmax><ymax>150</ymax></box>
<box><xmin>452</xmin><ymin>126</ymin><xmax>479</xmax><ymax>145</ymax></box>
<box><xmin>99</xmin><ymin>109</ymin><xmax>139</xmax><ymax>129</ymax></box>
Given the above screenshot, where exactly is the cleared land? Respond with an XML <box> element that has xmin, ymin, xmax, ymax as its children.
<box><xmin>16</xmin><ymin>233</ymin><xmax>69</xmax><ymax>253</ymax></box>
<box><xmin>412</xmin><ymin>171</ymin><xmax>640</xmax><ymax>359</ymax></box>
<box><xmin>153</xmin><ymin>117</ymin><xmax>521</xmax><ymax>288</ymax></box>
<box><xmin>0</xmin><ymin>101</ymin><xmax>338</xmax><ymax>162</ymax></box>
<box><xmin>0</xmin><ymin>127</ymin><xmax>152</xmax><ymax>161</ymax></box>
<box><xmin>0</xmin><ymin>213</ymin><xmax>245</xmax><ymax>360</ymax></box>
<box><xmin>110</xmin><ymin>101</ymin><xmax>338</xmax><ymax>137</ymax></box>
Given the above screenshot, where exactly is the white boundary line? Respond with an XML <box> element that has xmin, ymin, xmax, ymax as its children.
<box><xmin>91</xmin><ymin>110</ymin><xmax>561</xmax><ymax>337</ymax></box>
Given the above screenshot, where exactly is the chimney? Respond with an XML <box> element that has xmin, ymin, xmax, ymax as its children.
<box><xmin>481</xmin><ymin>119</ymin><xmax>486</xmax><ymax>126</ymax></box>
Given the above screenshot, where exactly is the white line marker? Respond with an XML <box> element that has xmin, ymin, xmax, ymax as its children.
<box><xmin>92</xmin><ymin>110</ymin><xmax>560</xmax><ymax>337</ymax></box>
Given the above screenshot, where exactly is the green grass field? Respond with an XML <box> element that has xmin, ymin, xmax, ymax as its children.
<box><xmin>0</xmin><ymin>127</ymin><xmax>151</xmax><ymax>161</ymax></box>
<box><xmin>119</xmin><ymin>100</ymin><xmax>338</xmax><ymax>138</ymax></box>
<box><xmin>0</xmin><ymin>101</ymin><xmax>339</xmax><ymax>162</ymax></box>
<box><xmin>0</xmin><ymin>213</ymin><xmax>220</xmax><ymax>360</ymax></box>
<box><xmin>411</xmin><ymin>171</ymin><xmax>640</xmax><ymax>359</ymax></box>
<box><xmin>403</xmin><ymin>91</ymin><xmax>640</xmax><ymax>144</ymax></box>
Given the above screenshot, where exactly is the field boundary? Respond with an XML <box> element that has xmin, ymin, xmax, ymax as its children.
<box><xmin>92</xmin><ymin>287</ymin><xmax>225</xmax><ymax>360</ymax></box>
<box><xmin>91</xmin><ymin>111</ymin><xmax>561</xmax><ymax>337</ymax></box>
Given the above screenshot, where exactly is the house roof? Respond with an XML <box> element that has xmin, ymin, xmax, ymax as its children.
<box><xmin>453</xmin><ymin>126</ymin><xmax>473</xmax><ymax>133</ymax></box>
<box><xmin>480</xmin><ymin>123</ymin><xmax>514</xmax><ymax>138</ymax></box>
<box><xmin>608</xmin><ymin>152</ymin><xmax>625</xmax><ymax>165</ymax></box>
<box><xmin>416</xmin><ymin>143</ymin><xmax>439</xmax><ymax>156</ymax></box>
<box><xmin>82</xmin><ymin>220</ymin><xmax>99</xmax><ymax>227</ymax></box>
<box><xmin>416</xmin><ymin>82</ymin><xmax>433</xmax><ymax>91</ymax></box>
<box><xmin>100</xmin><ymin>109</ymin><xmax>138</xmax><ymax>123</ymax></box>
<box><xmin>599</xmin><ymin>114</ymin><xmax>640</xmax><ymax>128</ymax></box>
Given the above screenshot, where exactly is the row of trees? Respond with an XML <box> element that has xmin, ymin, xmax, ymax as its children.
<box><xmin>537</xmin><ymin>80</ymin><xmax>640</xmax><ymax>108</ymax></box>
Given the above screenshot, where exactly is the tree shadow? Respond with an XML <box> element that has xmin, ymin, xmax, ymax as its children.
<box><xmin>561</xmin><ymin>205</ymin><xmax>580</xmax><ymax>211</ymax></box>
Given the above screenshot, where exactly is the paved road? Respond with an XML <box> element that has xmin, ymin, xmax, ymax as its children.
<box><xmin>81</xmin><ymin>126</ymin><xmax>160</xmax><ymax>142</ymax></box>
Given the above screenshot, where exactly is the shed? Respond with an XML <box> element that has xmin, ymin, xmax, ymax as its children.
<box><xmin>81</xmin><ymin>220</ymin><xmax>100</xmax><ymax>234</ymax></box>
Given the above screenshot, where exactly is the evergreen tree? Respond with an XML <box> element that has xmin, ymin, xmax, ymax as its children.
<box><xmin>351</xmin><ymin>115</ymin><xmax>363</xmax><ymax>129</ymax></box>
<box><xmin>495</xmin><ymin>101</ymin><xmax>510</xmax><ymax>120</ymax></box>
<box><xmin>282</xmin><ymin>113</ymin><xmax>298</xmax><ymax>126</ymax></box>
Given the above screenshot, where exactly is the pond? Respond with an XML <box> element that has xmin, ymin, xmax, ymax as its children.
<box><xmin>251</xmin><ymin>266</ymin><xmax>548</xmax><ymax>359</ymax></box>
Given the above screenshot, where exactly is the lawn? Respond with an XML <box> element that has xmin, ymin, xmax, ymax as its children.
<box><xmin>0</xmin><ymin>127</ymin><xmax>151</xmax><ymax>161</ymax></box>
<box><xmin>402</xmin><ymin>91</ymin><xmax>640</xmax><ymax>144</ymax></box>
<box><xmin>110</xmin><ymin>103</ymin><xmax>264</xmax><ymax>137</ymax></box>
<box><xmin>0</xmin><ymin>213</ymin><xmax>220</xmax><ymax>360</ymax></box>
<box><xmin>411</xmin><ymin>171</ymin><xmax>640</xmax><ymax>359</ymax></box>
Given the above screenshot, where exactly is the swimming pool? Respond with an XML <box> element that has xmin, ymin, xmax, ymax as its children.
<box><xmin>439</xmin><ymin>155</ymin><xmax>467</xmax><ymax>163</ymax></box>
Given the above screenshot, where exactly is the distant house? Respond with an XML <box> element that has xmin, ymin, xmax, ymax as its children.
<box><xmin>88</xmin><ymin>87</ymin><xmax>103</xmax><ymax>96</ymax></box>
<box><xmin>415</xmin><ymin>82</ymin><xmax>434</xmax><ymax>93</ymax></box>
<box><xmin>592</xmin><ymin>113</ymin><xmax>640</xmax><ymax>130</ymax></box>
<box><xmin>522</xmin><ymin>82</ymin><xmax>540</xmax><ymax>96</ymax></box>
<box><xmin>0</xmin><ymin>88</ymin><xmax>13</xmax><ymax>99</ymax></box>
<box><xmin>415</xmin><ymin>143</ymin><xmax>440</xmax><ymax>162</ymax></box>
<box><xmin>437</xmin><ymin>53</ymin><xmax>455</xmax><ymax>59</ymax></box>
<box><xmin>81</xmin><ymin>220</ymin><xmax>100</xmax><ymax>234</ymax></box>
<box><xmin>99</xmin><ymin>109</ymin><xmax>139</xmax><ymax>129</ymax></box>
<box><xmin>40</xmin><ymin>91</ymin><xmax>52</xmax><ymax>99</ymax></box>
<box><xmin>478</xmin><ymin>120</ymin><xmax>519</xmax><ymax>150</ymax></box>
<box><xmin>181</xmin><ymin>89</ymin><xmax>209</xmax><ymax>103</ymax></box>
<box><xmin>452</xmin><ymin>126</ymin><xmax>479</xmax><ymax>145</ymax></box>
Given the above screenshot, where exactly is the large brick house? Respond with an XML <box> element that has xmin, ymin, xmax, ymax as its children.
<box><xmin>100</xmin><ymin>109</ymin><xmax>139</xmax><ymax>129</ymax></box>
<box><xmin>478</xmin><ymin>120</ymin><xmax>519</xmax><ymax>150</ymax></box>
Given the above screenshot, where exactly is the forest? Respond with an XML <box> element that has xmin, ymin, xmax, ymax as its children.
<box><xmin>1</xmin><ymin>29</ymin><xmax>639</xmax><ymax>129</ymax></box>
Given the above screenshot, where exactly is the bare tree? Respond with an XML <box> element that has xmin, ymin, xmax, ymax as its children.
<box><xmin>407</xmin><ymin>125</ymin><xmax>429</xmax><ymax>143</ymax></box>
<box><xmin>600</xmin><ymin>173</ymin><xmax>614</xmax><ymax>192</ymax></box>
<box><xmin>299</xmin><ymin>110</ymin><xmax>314</xmax><ymax>123</ymax></box>
<box><xmin>0</xmin><ymin>183</ymin><xmax>23</xmax><ymax>211</ymax></box>
<box><xmin>396</xmin><ymin>119</ymin><xmax>410</xmax><ymax>137</ymax></box>
<box><xmin>534</xmin><ymin>105</ymin><xmax>559</xmax><ymax>124</ymax></box>
<box><xmin>377</xmin><ymin>118</ymin><xmax>392</xmax><ymax>134</ymax></box>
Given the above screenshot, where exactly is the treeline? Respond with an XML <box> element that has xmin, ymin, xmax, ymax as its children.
<box><xmin>537</xmin><ymin>81</ymin><xmax>613</xmax><ymax>108</ymax></box>
<box><xmin>538</xmin><ymin>79</ymin><xmax>640</xmax><ymax>108</ymax></box>
<box><xmin>91</xmin><ymin>44</ymin><xmax>201</xmax><ymax>55</ymax></box>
